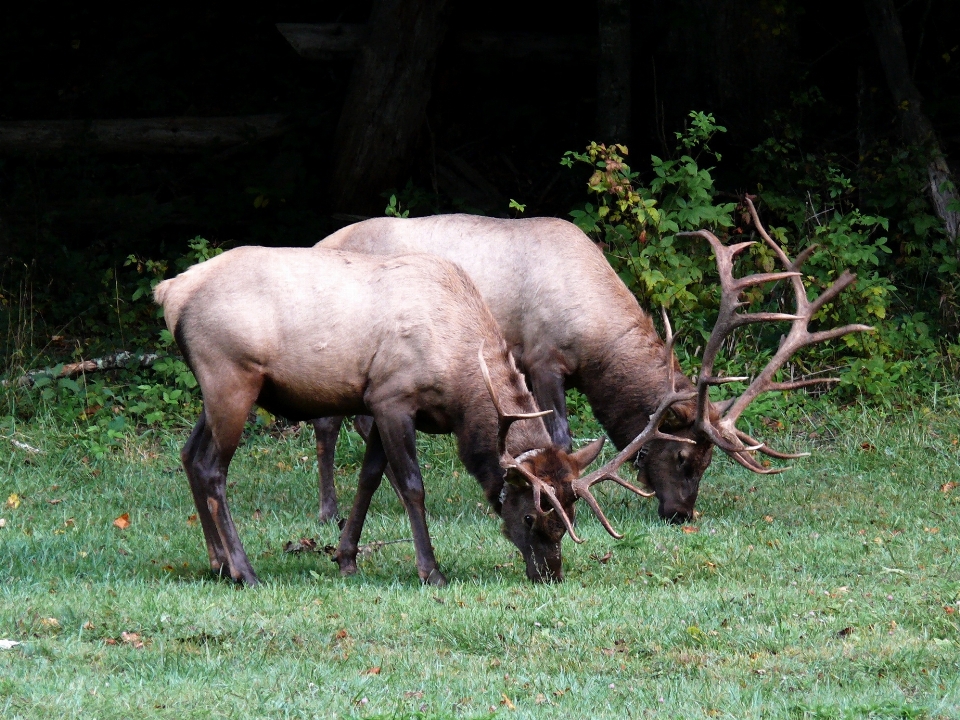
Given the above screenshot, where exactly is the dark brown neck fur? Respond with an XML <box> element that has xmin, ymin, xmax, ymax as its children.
<box><xmin>574</xmin><ymin>326</ymin><xmax>698</xmax><ymax>451</ymax></box>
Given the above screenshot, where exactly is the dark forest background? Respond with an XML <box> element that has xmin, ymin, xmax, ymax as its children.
<box><xmin>1</xmin><ymin>0</ymin><xmax>958</xmax><ymax>423</ymax></box>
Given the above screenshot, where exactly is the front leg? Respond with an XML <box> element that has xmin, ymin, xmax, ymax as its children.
<box><xmin>376</xmin><ymin>413</ymin><xmax>447</xmax><ymax>587</ymax></box>
<box><xmin>527</xmin><ymin>363</ymin><xmax>572</xmax><ymax>451</ymax></box>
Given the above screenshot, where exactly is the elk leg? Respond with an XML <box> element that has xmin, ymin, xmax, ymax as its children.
<box><xmin>354</xmin><ymin>414</ymin><xmax>406</xmax><ymax>505</ymax></box>
<box><xmin>376</xmin><ymin>414</ymin><xmax>447</xmax><ymax>587</ymax></box>
<box><xmin>181</xmin><ymin>411</ymin><xmax>230</xmax><ymax>573</ymax></box>
<box><xmin>182</xmin><ymin>372</ymin><xmax>261</xmax><ymax>585</ymax></box>
<box><xmin>311</xmin><ymin>416</ymin><xmax>345</xmax><ymax>524</ymax></box>
<box><xmin>335</xmin><ymin>423</ymin><xmax>388</xmax><ymax>576</ymax></box>
<box><xmin>528</xmin><ymin>364</ymin><xmax>572</xmax><ymax>451</ymax></box>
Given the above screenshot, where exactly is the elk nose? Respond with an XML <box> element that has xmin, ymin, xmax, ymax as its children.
<box><xmin>659</xmin><ymin>507</ymin><xmax>693</xmax><ymax>525</ymax></box>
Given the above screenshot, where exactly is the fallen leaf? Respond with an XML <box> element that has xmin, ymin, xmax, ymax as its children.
<box><xmin>836</xmin><ymin>626</ymin><xmax>853</xmax><ymax>638</ymax></box>
<box><xmin>335</xmin><ymin>629</ymin><xmax>348</xmax><ymax>640</ymax></box>
<box><xmin>591</xmin><ymin>551</ymin><xmax>613</xmax><ymax>564</ymax></box>
<box><xmin>283</xmin><ymin>538</ymin><xmax>317</xmax><ymax>553</ymax></box>
<box><xmin>113</xmin><ymin>513</ymin><xmax>131</xmax><ymax>530</ymax></box>
<box><xmin>186</xmin><ymin>514</ymin><xmax>198</xmax><ymax>526</ymax></box>
<box><xmin>945</xmin><ymin>606</ymin><xmax>956</xmax><ymax>615</ymax></box>
<box><xmin>253</xmin><ymin>509</ymin><xmax>263</xmax><ymax>521</ymax></box>
<box><xmin>361</xmin><ymin>666</ymin><xmax>381</xmax><ymax>675</ymax></box>
<box><xmin>47</xmin><ymin>498</ymin><xmax>62</xmax><ymax>505</ymax></box>
<box><xmin>40</xmin><ymin>617</ymin><xmax>60</xmax><ymax>628</ymax></box>
<box><xmin>940</xmin><ymin>482</ymin><xmax>957</xmax><ymax>494</ymax></box>
<box><xmin>860</xmin><ymin>442</ymin><xmax>876</xmax><ymax>452</ymax></box>
<box><xmin>6</xmin><ymin>494</ymin><xmax>20</xmax><ymax>509</ymax></box>
<box><xmin>404</xmin><ymin>691</ymin><xmax>424</xmax><ymax>699</ymax></box>
<box><xmin>121</xmin><ymin>631</ymin><xmax>144</xmax><ymax>649</ymax></box>
<box><xmin>763</xmin><ymin>515</ymin><xmax>774</xmax><ymax>523</ymax></box>
<box><xmin>535</xmin><ymin>693</ymin><xmax>547</xmax><ymax>705</ymax></box>
<box><xmin>82</xmin><ymin>622</ymin><xmax>95</xmax><ymax>630</ymax></box>
<box><xmin>682</xmin><ymin>526</ymin><xmax>700</xmax><ymax>534</ymax></box>
<box><xmin>501</xmin><ymin>693</ymin><xmax>516</xmax><ymax>710</ymax></box>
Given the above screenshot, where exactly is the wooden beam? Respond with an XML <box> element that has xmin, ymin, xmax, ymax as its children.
<box><xmin>0</xmin><ymin>115</ymin><xmax>288</xmax><ymax>155</ymax></box>
<box><xmin>277</xmin><ymin>23</ymin><xmax>594</xmax><ymax>63</ymax></box>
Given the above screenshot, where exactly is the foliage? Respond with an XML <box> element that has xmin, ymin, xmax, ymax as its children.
<box><xmin>1</xmin><ymin>238</ymin><xmax>221</xmax><ymax>457</ymax></box>
<box><xmin>749</xmin><ymin>89</ymin><xmax>960</xmax><ymax>398</ymax></box>
<box><xmin>564</xmin><ymin>106</ymin><xmax>958</xmax><ymax>402</ymax></box>
<box><xmin>562</xmin><ymin>112</ymin><xmax>735</xmax><ymax>313</ymax></box>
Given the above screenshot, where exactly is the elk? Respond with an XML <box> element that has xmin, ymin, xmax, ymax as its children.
<box><xmin>154</xmin><ymin>246</ymin><xmax>677</xmax><ymax>586</ymax></box>
<box><xmin>312</xmin><ymin>196</ymin><xmax>872</xmax><ymax>523</ymax></box>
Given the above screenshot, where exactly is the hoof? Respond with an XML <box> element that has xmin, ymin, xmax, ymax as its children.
<box><xmin>421</xmin><ymin>568</ymin><xmax>448</xmax><ymax>587</ymax></box>
<box><xmin>334</xmin><ymin>551</ymin><xmax>358</xmax><ymax>576</ymax></box>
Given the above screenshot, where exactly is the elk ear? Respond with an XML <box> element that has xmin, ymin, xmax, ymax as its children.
<box><xmin>503</xmin><ymin>465</ymin><xmax>532</xmax><ymax>488</ymax></box>
<box><xmin>569</xmin><ymin>437</ymin><xmax>605</xmax><ymax>473</ymax></box>
<box><xmin>660</xmin><ymin>406</ymin><xmax>691</xmax><ymax>431</ymax></box>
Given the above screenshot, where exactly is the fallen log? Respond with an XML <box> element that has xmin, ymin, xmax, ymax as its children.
<box><xmin>3</xmin><ymin>351</ymin><xmax>162</xmax><ymax>388</ymax></box>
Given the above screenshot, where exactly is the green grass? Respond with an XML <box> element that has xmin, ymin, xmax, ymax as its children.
<box><xmin>2</xmin><ymin>401</ymin><xmax>960</xmax><ymax>719</ymax></box>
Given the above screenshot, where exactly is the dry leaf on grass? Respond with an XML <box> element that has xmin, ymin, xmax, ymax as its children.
<box><xmin>120</xmin><ymin>631</ymin><xmax>145</xmax><ymax>649</ymax></box>
<box><xmin>113</xmin><ymin>513</ymin><xmax>131</xmax><ymax>530</ymax></box>
<box><xmin>6</xmin><ymin>494</ymin><xmax>21</xmax><ymax>509</ymax></box>
<box><xmin>283</xmin><ymin>537</ymin><xmax>318</xmax><ymax>553</ymax></box>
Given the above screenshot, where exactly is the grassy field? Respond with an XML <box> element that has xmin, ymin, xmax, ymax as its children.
<box><xmin>2</xmin><ymin>401</ymin><xmax>959</xmax><ymax>719</ymax></box>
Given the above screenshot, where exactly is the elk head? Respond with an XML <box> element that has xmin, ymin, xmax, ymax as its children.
<box><xmin>659</xmin><ymin>196</ymin><xmax>874</xmax><ymax>516</ymax></box>
<box><xmin>480</xmin><ymin>344</ymin><xmax>692</xmax><ymax>581</ymax></box>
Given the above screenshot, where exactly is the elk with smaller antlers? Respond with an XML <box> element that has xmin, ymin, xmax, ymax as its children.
<box><xmin>154</xmin><ymin>246</ymin><xmax>680</xmax><ymax>585</ymax></box>
<box><xmin>313</xmin><ymin>198</ymin><xmax>872</xmax><ymax>522</ymax></box>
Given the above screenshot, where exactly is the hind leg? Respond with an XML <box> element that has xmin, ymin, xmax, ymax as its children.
<box><xmin>181</xmin><ymin>369</ymin><xmax>262</xmax><ymax>585</ymax></box>
<box><xmin>312</xmin><ymin>416</ymin><xmax>345</xmax><ymax>524</ymax></box>
<box><xmin>335</xmin><ymin>422</ymin><xmax>388</xmax><ymax>576</ymax></box>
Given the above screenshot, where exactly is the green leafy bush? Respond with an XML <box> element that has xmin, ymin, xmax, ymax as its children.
<box><xmin>1</xmin><ymin>237</ymin><xmax>219</xmax><ymax>456</ymax></box>
<box><xmin>563</xmin><ymin>108</ymin><xmax>955</xmax><ymax>402</ymax></box>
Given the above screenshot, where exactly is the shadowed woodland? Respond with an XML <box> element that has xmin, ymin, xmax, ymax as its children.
<box><xmin>1</xmin><ymin>0</ymin><xmax>958</xmax><ymax>416</ymax></box>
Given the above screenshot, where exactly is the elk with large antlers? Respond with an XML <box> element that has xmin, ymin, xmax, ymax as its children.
<box><xmin>313</xmin><ymin>200</ymin><xmax>871</xmax><ymax>523</ymax></box>
<box><xmin>154</xmin><ymin>246</ymin><xmax>674</xmax><ymax>585</ymax></box>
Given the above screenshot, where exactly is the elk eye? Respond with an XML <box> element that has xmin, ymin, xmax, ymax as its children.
<box><xmin>523</xmin><ymin>514</ymin><xmax>535</xmax><ymax>528</ymax></box>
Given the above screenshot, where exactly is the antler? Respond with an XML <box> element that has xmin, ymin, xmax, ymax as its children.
<box><xmin>568</xmin><ymin>309</ymin><xmax>697</xmax><ymax>541</ymax></box>
<box><xmin>477</xmin><ymin>343</ymin><xmax>580</xmax><ymax>536</ymax></box>
<box><xmin>677</xmin><ymin>195</ymin><xmax>874</xmax><ymax>473</ymax></box>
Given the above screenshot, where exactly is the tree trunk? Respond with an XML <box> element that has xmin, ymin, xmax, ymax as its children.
<box><xmin>596</xmin><ymin>0</ymin><xmax>631</xmax><ymax>144</ymax></box>
<box><xmin>329</xmin><ymin>0</ymin><xmax>449</xmax><ymax>214</ymax></box>
<box><xmin>863</xmin><ymin>0</ymin><xmax>960</xmax><ymax>244</ymax></box>
<box><xmin>0</xmin><ymin>116</ymin><xmax>287</xmax><ymax>155</ymax></box>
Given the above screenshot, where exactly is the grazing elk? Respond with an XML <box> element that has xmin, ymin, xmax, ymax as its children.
<box><xmin>154</xmin><ymin>246</ymin><xmax>678</xmax><ymax>586</ymax></box>
<box><xmin>312</xmin><ymin>196</ymin><xmax>871</xmax><ymax>524</ymax></box>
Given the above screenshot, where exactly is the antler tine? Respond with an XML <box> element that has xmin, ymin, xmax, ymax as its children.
<box><xmin>477</xmin><ymin>342</ymin><xmax>551</xmax><ymax>460</ymax></box>
<box><xmin>733</xmin><ymin>428</ymin><xmax>809</xmax><ymax>460</ymax></box>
